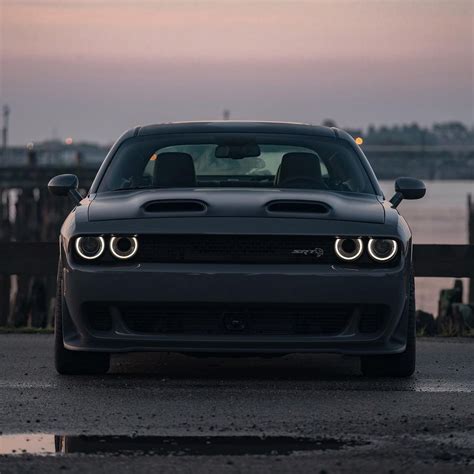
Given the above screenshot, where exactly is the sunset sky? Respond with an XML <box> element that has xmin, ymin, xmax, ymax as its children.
<box><xmin>1</xmin><ymin>0</ymin><xmax>473</xmax><ymax>145</ymax></box>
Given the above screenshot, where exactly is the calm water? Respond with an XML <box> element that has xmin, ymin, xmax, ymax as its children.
<box><xmin>380</xmin><ymin>180</ymin><xmax>473</xmax><ymax>314</ymax></box>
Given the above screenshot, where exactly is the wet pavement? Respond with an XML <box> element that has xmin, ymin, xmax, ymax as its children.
<box><xmin>0</xmin><ymin>335</ymin><xmax>473</xmax><ymax>473</ymax></box>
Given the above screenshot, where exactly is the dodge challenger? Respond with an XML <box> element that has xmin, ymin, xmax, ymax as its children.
<box><xmin>48</xmin><ymin>121</ymin><xmax>426</xmax><ymax>376</ymax></box>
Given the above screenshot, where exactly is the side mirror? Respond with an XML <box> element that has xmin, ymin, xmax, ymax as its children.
<box><xmin>48</xmin><ymin>174</ymin><xmax>83</xmax><ymax>205</ymax></box>
<box><xmin>390</xmin><ymin>177</ymin><xmax>426</xmax><ymax>208</ymax></box>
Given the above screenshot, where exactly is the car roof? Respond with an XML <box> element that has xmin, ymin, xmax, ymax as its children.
<box><xmin>133</xmin><ymin>121</ymin><xmax>349</xmax><ymax>140</ymax></box>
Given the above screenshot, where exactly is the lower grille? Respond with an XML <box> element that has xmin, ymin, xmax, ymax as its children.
<box><xmin>84</xmin><ymin>303</ymin><xmax>388</xmax><ymax>336</ymax></box>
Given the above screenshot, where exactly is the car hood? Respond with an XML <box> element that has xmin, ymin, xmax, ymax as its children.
<box><xmin>88</xmin><ymin>189</ymin><xmax>385</xmax><ymax>224</ymax></box>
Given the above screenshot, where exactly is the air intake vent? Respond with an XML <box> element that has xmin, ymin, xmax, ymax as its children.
<box><xmin>266</xmin><ymin>201</ymin><xmax>330</xmax><ymax>215</ymax></box>
<box><xmin>143</xmin><ymin>200</ymin><xmax>207</xmax><ymax>214</ymax></box>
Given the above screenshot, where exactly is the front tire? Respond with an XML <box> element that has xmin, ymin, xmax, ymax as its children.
<box><xmin>360</xmin><ymin>271</ymin><xmax>416</xmax><ymax>377</ymax></box>
<box><xmin>54</xmin><ymin>268</ymin><xmax>110</xmax><ymax>375</ymax></box>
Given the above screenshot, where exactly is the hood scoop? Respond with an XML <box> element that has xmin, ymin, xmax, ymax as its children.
<box><xmin>143</xmin><ymin>200</ymin><xmax>207</xmax><ymax>214</ymax></box>
<box><xmin>266</xmin><ymin>200</ymin><xmax>330</xmax><ymax>216</ymax></box>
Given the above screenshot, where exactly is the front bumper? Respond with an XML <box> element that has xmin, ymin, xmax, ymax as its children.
<box><xmin>62</xmin><ymin>261</ymin><xmax>411</xmax><ymax>355</ymax></box>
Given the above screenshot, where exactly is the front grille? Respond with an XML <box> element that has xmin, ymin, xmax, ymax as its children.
<box><xmin>137</xmin><ymin>234</ymin><xmax>335</xmax><ymax>264</ymax></box>
<box><xmin>84</xmin><ymin>303</ymin><xmax>388</xmax><ymax>336</ymax></box>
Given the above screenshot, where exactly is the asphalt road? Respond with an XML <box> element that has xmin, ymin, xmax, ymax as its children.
<box><xmin>0</xmin><ymin>335</ymin><xmax>473</xmax><ymax>473</ymax></box>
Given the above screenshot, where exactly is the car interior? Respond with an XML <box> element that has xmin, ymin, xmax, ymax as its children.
<box><xmin>99</xmin><ymin>136</ymin><xmax>374</xmax><ymax>195</ymax></box>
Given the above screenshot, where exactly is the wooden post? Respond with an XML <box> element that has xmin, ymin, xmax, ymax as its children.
<box><xmin>10</xmin><ymin>187</ymin><xmax>36</xmax><ymax>326</ymax></box>
<box><xmin>0</xmin><ymin>188</ymin><xmax>11</xmax><ymax>325</ymax></box>
<box><xmin>469</xmin><ymin>194</ymin><xmax>474</xmax><ymax>304</ymax></box>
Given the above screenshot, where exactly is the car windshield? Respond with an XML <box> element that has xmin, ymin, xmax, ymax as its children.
<box><xmin>97</xmin><ymin>133</ymin><xmax>375</xmax><ymax>195</ymax></box>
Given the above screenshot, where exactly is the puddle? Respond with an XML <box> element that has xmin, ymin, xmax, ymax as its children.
<box><xmin>0</xmin><ymin>434</ymin><xmax>363</xmax><ymax>456</ymax></box>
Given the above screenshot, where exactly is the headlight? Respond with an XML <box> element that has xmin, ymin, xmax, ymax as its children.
<box><xmin>334</xmin><ymin>238</ymin><xmax>363</xmax><ymax>261</ymax></box>
<box><xmin>75</xmin><ymin>236</ymin><xmax>105</xmax><ymax>260</ymax></box>
<box><xmin>368</xmin><ymin>238</ymin><xmax>398</xmax><ymax>262</ymax></box>
<box><xmin>110</xmin><ymin>236</ymin><xmax>138</xmax><ymax>260</ymax></box>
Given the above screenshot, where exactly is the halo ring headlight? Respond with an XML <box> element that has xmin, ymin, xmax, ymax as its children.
<box><xmin>75</xmin><ymin>236</ymin><xmax>105</xmax><ymax>260</ymax></box>
<box><xmin>110</xmin><ymin>236</ymin><xmax>138</xmax><ymax>260</ymax></box>
<box><xmin>334</xmin><ymin>238</ymin><xmax>364</xmax><ymax>261</ymax></box>
<box><xmin>368</xmin><ymin>238</ymin><xmax>398</xmax><ymax>262</ymax></box>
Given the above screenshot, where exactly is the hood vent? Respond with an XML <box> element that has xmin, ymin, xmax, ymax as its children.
<box><xmin>266</xmin><ymin>200</ymin><xmax>330</xmax><ymax>215</ymax></box>
<box><xmin>143</xmin><ymin>200</ymin><xmax>207</xmax><ymax>214</ymax></box>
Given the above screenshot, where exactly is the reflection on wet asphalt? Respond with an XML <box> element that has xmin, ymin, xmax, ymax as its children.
<box><xmin>1</xmin><ymin>434</ymin><xmax>365</xmax><ymax>456</ymax></box>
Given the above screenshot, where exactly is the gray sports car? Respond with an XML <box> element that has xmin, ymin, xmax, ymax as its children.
<box><xmin>48</xmin><ymin>121</ymin><xmax>426</xmax><ymax>376</ymax></box>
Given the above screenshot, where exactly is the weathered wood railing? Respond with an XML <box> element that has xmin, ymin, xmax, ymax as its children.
<box><xmin>0</xmin><ymin>242</ymin><xmax>472</xmax><ymax>327</ymax></box>
<box><xmin>0</xmin><ymin>242</ymin><xmax>472</xmax><ymax>277</ymax></box>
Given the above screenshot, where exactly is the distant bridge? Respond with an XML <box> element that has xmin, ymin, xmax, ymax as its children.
<box><xmin>0</xmin><ymin>166</ymin><xmax>97</xmax><ymax>189</ymax></box>
<box><xmin>363</xmin><ymin>145</ymin><xmax>474</xmax><ymax>180</ymax></box>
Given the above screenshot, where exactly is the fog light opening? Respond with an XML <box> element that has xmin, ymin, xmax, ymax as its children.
<box><xmin>334</xmin><ymin>238</ymin><xmax>363</xmax><ymax>261</ymax></box>
<box><xmin>75</xmin><ymin>236</ymin><xmax>105</xmax><ymax>260</ymax></box>
<box><xmin>110</xmin><ymin>236</ymin><xmax>138</xmax><ymax>260</ymax></box>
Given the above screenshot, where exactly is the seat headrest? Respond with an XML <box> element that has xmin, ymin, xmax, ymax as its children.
<box><xmin>276</xmin><ymin>152</ymin><xmax>324</xmax><ymax>188</ymax></box>
<box><xmin>153</xmin><ymin>152</ymin><xmax>196</xmax><ymax>188</ymax></box>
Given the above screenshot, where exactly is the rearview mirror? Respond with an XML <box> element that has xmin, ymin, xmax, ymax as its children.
<box><xmin>48</xmin><ymin>174</ymin><xmax>82</xmax><ymax>204</ymax></box>
<box><xmin>390</xmin><ymin>177</ymin><xmax>426</xmax><ymax>208</ymax></box>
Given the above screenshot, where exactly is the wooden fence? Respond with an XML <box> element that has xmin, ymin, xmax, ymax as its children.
<box><xmin>0</xmin><ymin>187</ymin><xmax>472</xmax><ymax>327</ymax></box>
<box><xmin>0</xmin><ymin>242</ymin><xmax>472</xmax><ymax>327</ymax></box>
